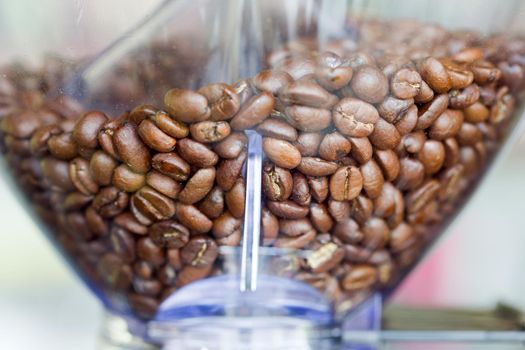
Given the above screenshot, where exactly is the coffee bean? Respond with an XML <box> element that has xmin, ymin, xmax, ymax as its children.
<box><xmin>414</xmin><ymin>80</ymin><xmax>434</xmax><ymax>104</ymax></box>
<box><xmin>181</xmin><ymin>236</ymin><xmax>218</xmax><ymax>267</ymax></box>
<box><xmin>110</xmin><ymin>226</ymin><xmax>136</xmax><ymax>263</ymax></box>
<box><xmin>164</xmin><ymin>88</ymin><xmax>211</xmax><ymax>123</ymax></box>
<box><xmin>150</xmin><ymin>110</ymin><xmax>189</xmax><ymax>139</ymax></box>
<box><xmin>178</xmin><ymin>167</ymin><xmax>215</xmax><ymax>204</ymax></box>
<box><xmin>129</xmin><ymin>104</ymin><xmax>157</xmax><ymax>125</ymax></box>
<box><xmin>297</xmin><ymin>157</ymin><xmax>338</xmax><ymax>176</ymax></box>
<box><xmin>439</xmin><ymin>164</ymin><xmax>464</xmax><ymax>201</ymax></box>
<box><xmin>308</xmin><ymin>176</ymin><xmax>329</xmax><ymax>203</ymax></box>
<box><xmin>134</xmin><ymin>261</ymin><xmax>154</xmax><ymax>280</ymax></box>
<box><xmin>176</xmin><ymin>265</ymin><xmax>213</xmax><ymax>288</ymax></box>
<box><xmin>351</xmin><ymin>65</ymin><xmax>389</xmax><ymax>103</ymax></box>
<box><xmin>72</xmin><ymin>111</ymin><xmax>108</xmax><ymax>149</ymax></box>
<box><xmin>284</xmin><ymin>105</ymin><xmax>332</xmax><ymax>132</ymax></box>
<box><xmin>198</xmin><ymin>83</ymin><xmax>241</xmax><ymax>121</ymax></box>
<box><xmin>428</xmin><ymin>109</ymin><xmax>464</xmax><ymax>140</ymax></box>
<box><xmin>464</xmin><ymin>102</ymin><xmax>489</xmax><ymax>123</ymax></box>
<box><xmin>113</xmin><ymin>122</ymin><xmax>151</xmax><ymax>174</ymax></box>
<box><xmin>419</xmin><ymin>57</ymin><xmax>451</xmax><ymax>93</ymax></box>
<box><xmin>89</xmin><ymin>151</ymin><xmax>117</xmax><ymax>186</ymax></box>
<box><xmin>406</xmin><ymin>180</ymin><xmax>440</xmax><ymax>214</ymax></box>
<box><xmin>441</xmin><ymin>58</ymin><xmax>474</xmax><ymax>90</ymax></box>
<box><xmin>216</xmin><ymin>151</ymin><xmax>246</xmax><ymax>191</ymax></box>
<box><xmin>131</xmin><ymin>186</ymin><xmax>175</xmax><ymax>225</ymax></box>
<box><xmin>69</xmin><ymin>157</ymin><xmax>99</xmax><ymax>195</ymax></box>
<box><xmin>138</xmin><ymin>119</ymin><xmax>177</xmax><ymax>152</ymax></box>
<box><xmin>374</xmin><ymin>149</ymin><xmax>400</xmax><ymax>182</ymax></box>
<box><xmin>1</xmin><ymin>110</ymin><xmax>50</xmax><ymax>138</ymax></box>
<box><xmin>341</xmin><ymin>265</ymin><xmax>377</xmax><ymax>291</ymax></box>
<box><xmin>253</xmin><ymin>70</ymin><xmax>294</xmax><ymax>95</ymax></box>
<box><xmin>166</xmin><ymin>249</ymin><xmax>183</xmax><ymax>271</ymax></box>
<box><xmin>212</xmin><ymin>211</ymin><xmax>242</xmax><ymax>239</ymax></box>
<box><xmin>128</xmin><ymin>294</ymin><xmax>159</xmax><ymax>319</ymax></box>
<box><xmin>319</xmin><ymin>132</ymin><xmax>351</xmax><ymax>161</ymax></box>
<box><xmin>136</xmin><ymin>237</ymin><xmax>165</xmax><ymax>267</ymax></box>
<box><xmin>92</xmin><ymin>186</ymin><xmax>129</xmax><ymax>218</ymax></box>
<box><xmin>97</xmin><ymin>254</ymin><xmax>132</xmax><ymax>290</ymax></box>
<box><xmin>449</xmin><ymin>84</ymin><xmax>480</xmax><ymax>109</ymax></box>
<box><xmin>349</xmin><ymin>137</ymin><xmax>373</xmax><ymax>164</ymax></box>
<box><xmin>389</xmin><ymin>222</ymin><xmax>416</xmax><ymax>253</ymax></box>
<box><xmin>112</xmin><ymin>164</ymin><xmax>146</xmax><ymax>192</ymax></box>
<box><xmin>391</xmin><ymin>68</ymin><xmax>422</xmax><ymax>99</ymax></box>
<box><xmin>457</xmin><ymin>122</ymin><xmax>482</xmax><ymax>147</ymax></box>
<box><xmin>315</xmin><ymin>52</ymin><xmax>353</xmax><ymax>91</ymax></box>
<box><xmin>401</xmin><ymin>131</ymin><xmax>426</xmax><ymax>154</ymax></box>
<box><xmin>30</xmin><ymin>124</ymin><xmax>61</xmax><ymax>155</ymax></box>
<box><xmin>263</xmin><ymin>137</ymin><xmax>301</xmax><ymax>169</ymax></box>
<box><xmin>198</xmin><ymin>186</ymin><xmax>224</xmax><ymax>219</ymax></box>
<box><xmin>175</xmin><ymin>203</ymin><xmax>213</xmax><ymax>233</ymax></box>
<box><xmin>351</xmin><ymin>195</ymin><xmax>374</xmax><ymax>225</ymax></box>
<box><xmin>310</xmin><ymin>202</ymin><xmax>333</xmax><ymax>232</ymax></box>
<box><xmin>418</xmin><ymin>140</ymin><xmax>445</xmax><ymax>175</ymax></box>
<box><xmin>295</xmin><ymin>132</ymin><xmax>322</xmax><ymax>156</ymax></box>
<box><xmin>225</xmin><ymin>179</ymin><xmax>245</xmax><ymax>218</ymax></box>
<box><xmin>329</xmin><ymin>166</ymin><xmax>363</xmax><ymax>201</ymax></box>
<box><xmin>149</xmin><ymin>220</ymin><xmax>190</xmax><ymax>249</ymax></box>
<box><xmin>490</xmin><ymin>88</ymin><xmax>514</xmax><ymax>124</ymax></box>
<box><xmin>291</xmin><ymin>172</ymin><xmax>311</xmax><ymax>207</ymax></box>
<box><xmin>262</xmin><ymin>163</ymin><xmax>293</xmax><ymax>201</ymax></box>
<box><xmin>369</xmin><ymin>118</ymin><xmax>401</xmax><ymax>150</ymax></box>
<box><xmin>274</xmin><ymin>228</ymin><xmax>316</xmax><ymax>249</ymax></box>
<box><xmin>114</xmin><ymin>212</ymin><xmax>148</xmax><ymax>235</ymax></box>
<box><xmin>177</xmin><ymin>138</ymin><xmax>219</xmax><ymax>168</ymax></box>
<box><xmin>328</xmin><ymin>199</ymin><xmax>351</xmax><ymax>223</ymax></box>
<box><xmin>145</xmin><ymin>171</ymin><xmax>182</xmax><ymax>199</ymax></box>
<box><xmin>85</xmin><ymin>206</ymin><xmax>109</xmax><ymax>236</ymax></box>
<box><xmin>41</xmin><ymin>157</ymin><xmax>75</xmax><ymax>191</ymax></box>
<box><xmin>158</xmin><ymin>265</ymin><xmax>178</xmax><ymax>286</ymax></box>
<box><xmin>63</xmin><ymin>192</ymin><xmax>92</xmax><ymax>212</ymax></box>
<box><xmin>394</xmin><ymin>105</ymin><xmax>418</xmax><ymax>135</ymax></box>
<box><xmin>151</xmin><ymin>152</ymin><xmax>190</xmax><ymax>182</ymax></box>
<box><xmin>378</xmin><ymin>96</ymin><xmax>414</xmax><ymax>124</ymax></box>
<box><xmin>262</xmin><ymin>207</ymin><xmax>279</xmax><ymax>245</ymax></box>
<box><xmin>132</xmin><ymin>277</ymin><xmax>162</xmax><ymax>297</ymax></box>
<box><xmin>267</xmin><ymin>200</ymin><xmax>309</xmax><ymax>219</ymax></box>
<box><xmin>213</xmin><ymin>132</ymin><xmax>247</xmax><ymax>159</ymax></box>
<box><xmin>333</xmin><ymin>98</ymin><xmax>379</xmax><ymax>138</ymax></box>
<box><xmin>48</xmin><ymin>132</ymin><xmax>78</xmax><ymax>160</ymax></box>
<box><xmin>190</xmin><ymin>121</ymin><xmax>231</xmax><ymax>143</ymax></box>
<box><xmin>256</xmin><ymin>118</ymin><xmax>297</xmax><ymax>141</ymax></box>
<box><xmin>362</xmin><ymin>218</ymin><xmax>389</xmax><ymax>249</ymax></box>
<box><xmin>230</xmin><ymin>92</ymin><xmax>275</xmax><ymax>130</ymax></box>
<box><xmin>360</xmin><ymin>160</ymin><xmax>384</xmax><ymax>199</ymax></box>
<box><xmin>279</xmin><ymin>80</ymin><xmax>337</xmax><ymax>108</ymax></box>
<box><xmin>307</xmin><ymin>242</ymin><xmax>345</xmax><ymax>273</ymax></box>
<box><xmin>416</xmin><ymin>94</ymin><xmax>450</xmax><ymax>130</ymax></box>
<box><xmin>396</xmin><ymin>158</ymin><xmax>425</xmax><ymax>191</ymax></box>
<box><xmin>333</xmin><ymin>217</ymin><xmax>363</xmax><ymax>244</ymax></box>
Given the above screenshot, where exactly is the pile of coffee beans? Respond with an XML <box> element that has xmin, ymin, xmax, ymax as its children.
<box><xmin>1</xmin><ymin>20</ymin><xmax>524</xmax><ymax>320</ymax></box>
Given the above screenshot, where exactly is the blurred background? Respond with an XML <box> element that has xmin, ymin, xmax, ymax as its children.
<box><xmin>1</xmin><ymin>0</ymin><xmax>525</xmax><ymax>349</ymax></box>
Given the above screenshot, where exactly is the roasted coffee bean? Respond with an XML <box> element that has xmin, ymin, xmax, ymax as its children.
<box><xmin>138</xmin><ymin>119</ymin><xmax>177</xmax><ymax>152</ymax></box>
<box><xmin>374</xmin><ymin>149</ymin><xmax>400</xmax><ymax>182</ymax></box>
<box><xmin>395</xmin><ymin>105</ymin><xmax>418</xmax><ymax>135</ymax></box>
<box><xmin>441</xmin><ymin>58</ymin><xmax>474</xmax><ymax>90</ymax></box>
<box><xmin>396</xmin><ymin>158</ymin><xmax>425</xmax><ymax>191</ymax></box>
<box><xmin>263</xmin><ymin>137</ymin><xmax>301</xmax><ymax>169</ymax></box>
<box><xmin>128</xmin><ymin>294</ymin><xmax>159</xmax><ymax>319</ymax></box>
<box><xmin>341</xmin><ymin>265</ymin><xmax>377</xmax><ymax>291</ymax></box>
<box><xmin>47</xmin><ymin>132</ymin><xmax>77</xmax><ymax>160</ymax></box>
<box><xmin>233</xmin><ymin>79</ymin><xmax>254</xmax><ymax>104</ymax></box>
<box><xmin>449</xmin><ymin>84</ymin><xmax>480</xmax><ymax>109</ymax></box>
<box><xmin>283</xmin><ymin>105</ymin><xmax>332</xmax><ymax>132</ymax></box>
<box><xmin>306</xmin><ymin>242</ymin><xmax>345</xmax><ymax>273</ymax></box>
<box><xmin>149</xmin><ymin>220</ymin><xmax>190</xmax><ymax>249</ymax></box>
<box><xmin>443</xmin><ymin>138</ymin><xmax>460</xmax><ymax>168</ymax></box>
<box><xmin>459</xmin><ymin>146</ymin><xmax>479</xmax><ymax>176</ymax></box>
<box><xmin>414</xmin><ymin>80</ymin><xmax>434</xmax><ymax>104</ymax></box>
<box><xmin>113</xmin><ymin>122</ymin><xmax>151</xmax><ymax>174</ymax></box>
<box><xmin>112</xmin><ymin>164</ymin><xmax>146</xmax><ymax>192</ymax></box>
<box><xmin>391</xmin><ymin>68</ymin><xmax>422</xmax><ymax>99</ymax></box>
<box><xmin>92</xmin><ymin>186</ymin><xmax>129</xmax><ymax>218</ymax></box>
<box><xmin>351</xmin><ymin>65</ymin><xmax>389</xmax><ymax>103</ymax></box>
<box><xmin>406</xmin><ymin>180</ymin><xmax>440</xmax><ymax>214</ymax></box>
<box><xmin>132</xmin><ymin>277</ymin><xmax>162</xmax><ymax>297</ymax></box>
<box><xmin>97</xmin><ymin>254</ymin><xmax>132</xmax><ymax>290</ymax></box>
<box><xmin>41</xmin><ymin>157</ymin><xmax>75</xmax><ymax>191</ymax></box>
<box><xmin>164</xmin><ymin>88</ymin><xmax>211</xmax><ymax>123</ymax></box>
<box><xmin>216</xmin><ymin>151</ymin><xmax>246</xmax><ymax>191</ymax></box>
<box><xmin>158</xmin><ymin>265</ymin><xmax>178</xmax><ymax>286</ymax></box>
<box><xmin>89</xmin><ymin>151</ymin><xmax>117</xmax><ymax>186</ymax></box>
<box><xmin>151</xmin><ymin>152</ymin><xmax>190</xmax><ymax>182</ymax></box>
<box><xmin>439</xmin><ymin>164</ymin><xmax>464</xmax><ymax>201</ymax></box>
<box><xmin>360</xmin><ymin>160</ymin><xmax>384</xmax><ymax>199</ymax></box>
<box><xmin>30</xmin><ymin>124</ymin><xmax>61</xmax><ymax>155</ymax></box>
<box><xmin>279</xmin><ymin>218</ymin><xmax>315</xmax><ymax>238</ymax></box>
<box><xmin>212</xmin><ymin>211</ymin><xmax>242</xmax><ymax>241</ymax></box>
<box><xmin>256</xmin><ymin>118</ymin><xmax>297</xmax><ymax>141</ymax></box>
<box><xmin>230</xmin><ymin>92</ymin><xmax>275</xmax><ymax>130</ymax></box>
<box><xmin>150</xmin><ymin>111</ymin><xmax>190</xmax><ymax>139</ymax></box>
<box><xmin>328</xmin><ymin>199</ymin><xmax>351</xmax><ymax>223</ymax></box>
<box><xmin>457</xmin><ymin>122</ymin><xmax>482</xmax><ymax>146</ymax></box>
<box><xmin>329</xmin><ymin>166</ymin><xmax>363</xmax><ymax>201</ymax></box>
<box><xmin>419</xmin><ymin>57</ymin><xmax>451</xmax><ymax>93</ymax></box>
<box><xmin>389</xmin><ymin>222</ymin><xmax>416</xmax><ymax>253</ymax></box>
<box><xmin>175</xmin><ymin>203</ymin><xmax>213</xmax><ymax>233</ymax></box>
<box><xmin>131</xmin><ymin>186</ymin><xmax>176</xmax><ymax>225</ymax></box>
<box><xmin>115</xmin><ymin>212</ymin><xmax>148</xmax><ymax>235</ymax></box>
<box><xmin>177</xmin><ymin>138</ymin><xmax>218</xmax><ymax>168</ymax></box>
<box><xmin>253</xmin><ymin>70</ymin><xmax>294</xmax><ymax>95</ymax></box>
<box><xmin>137</xmin><ymin>237</ymin><xmax>165</xmax><ymax>267</ymax></box>
<box><xmin>176</xmin><ymin>265</ymin><xmax>213</xmax><ymax>288</ymax></box>
<box><xmin>85</xmin><ymin>206</ymin><xmax>109</xmax><ymax>236</ymax></box>
<box><xmin>333</xmin><ymin>98</ymin><xmax>379</xmax><ymax>138</ymax></box>
<box><xmin>418</xmin><ymin>140</ymin><xmax>445</xmax><ymax>175</ymax></box>
<box><xmin>72</xmin><ymin>111</ymin><xmax>108</xmax><ymax>149</ymax></box>
<box><xmin>262</xmin><ymin>207</ymin><xmax>279</xmax><ymax>245</ymax></box>
<box><xmin>274</xmin><ymin>229</ymin><xmax>316</xmax><ymax>249</ymax></box>
<box><xmin>470</xmin><ymin>59</ymin><xmax>501</xmax><ymax>85</ymax></box>
<box><xmin>349</xmin><ymin>137</ymin><xmax>373</xmax><ymax>164</ymax></box>
<box><xmin>178</xmin><ymin>167</ymin><xmax>215</xmax><ymax>204</ymax></box>
<box><xmin>64</xmin><ymin>212</ymin><xmax>93</xmax><ymax>241</ymax></box>
<box><xmin>277</xmin><ymin>56</ymin><xmax>317</xmax><ymax>80</ymax></box>
<box><xmin>308</xmin><ymin>176</ymin><xmax>329</xmax><ymax>203</ymax></box>
<box><xmin>267</xmin><ymin>200</ymin><xmax>309</xmax><ymax>219</ymax></box>
<box><xmin>333</xmin><ymin>217</ymin><xmax>363</xmax><ymax>244</ymax></box>
<box><xmin>309</xmin><ymin>202</ymin><xmax>333</xmax><ymax>232</ymax></box>
<box><xmin>351</xmin><ymin>195</ymin><xmax>374</xmax><ymax>225</ymax></box>
<box><xmin>262</xmin><ymin>163</ymin><xmax>293</xmax><ymax>201</ymax></box>
<box><xmin>69</xmin><ymin>157</ymin><xmax>99</xmax><ymax>195</ymax></box>
<box><xmin>319</xmin><ymin>132</ymin><xmax>351</xmax><ymax>161</ymax></box>
<box><xmin>416</xmin><ymin>94</ymin><xmax>450</xmax><ymax>130</ymax></box>
<box><xmin>369</xmin><ymin>118</ymin><xmax>401</xmax><ymax>150</ymax></box>
<box><xmin>1</xmin><ymin>110</ymin><xmax>53</xmax><ymax>138</ymax></box>
<box><xmin>464</xmin><ymin>102</ymin><xmax>489</xmax><ymax>123</ymax></box>
<box><xmin>198</xmin><ymin>83</ymin><xmax>241</xmax><ymax>121</ymax></box>
<box><xmin>378</xmin><ymin>96</ymin><xmax>414</xmax><ymax>124</ymax></box>
<box><xmin>362</xmin><ymin>217</ymin><xmax>389</xmax><ymax>249</ymax></box>
<box><xmin>198</xmin><ymin>186</ymin><xmax>224</xmax><ymax>219</ymax></box>
<box><xmin>129</xmin><ymin>104</ymin><xmax>157</xmax><ymax>125</ymax></box>
<box><xmin>428</xmin><ymin>109</ymin><xmax>464</xmax><ymax>140</ymax></box>
<box><xmin>291</xmin><ymin>172</ymin><xmax>311</xmax><ymax>207</ymax></box>
<box><xmin>213</xmin><ymin>132</ymin><xmax>247</xmax><ymax>159</ymax></box>
<box><xmin>401</xmin><ymin>131</ymin><xmax>426</xmax><ymax>154</ymax></box>
<box><xmin>145</xmin><ymin>171</ymin><xmax>181</xmax><ymax>199</ymax></box>
<box><xmin>294</xmin><ymin>132</ymin><xmax>322</xmax><ymax>156</ymax></box>
<box><xmin>297</xmin><ymin>157</ymin><xmax>338</xmax><ymax>176</ymax></box>
<box><xmin>279</xmin><ymin>80</ymin><xmax>337</xmax><ymax>108</ymax></box>
<box><xmin>315</xmin><ymin>52</ymin><xmax>353</xmax><ymax>91</ymax></box>
<box><xmin>63</xmin><ymin>192</ymin><xmax>92</xmax><ymax>211</ymax></box>
<box><xmin>490</xmin><ymin>88</ymin><xmax>514</xmax><ymax>124</ymax></box>
<box><xmin>134</xmin><ymin>261</ymin><xmax>154</xmax><ymax>280</ymax></box>
<box><xmin>167</xmin><ymin>249</ymin><xmax>183</xmax><ymax>271</ymax></box>
<box><xmin>110</xmin><ymin>226</ymin><xmax>136</xmax><ymax>263</ymax></box>
<box><xmin>225</xmin><ymin>179</ymin><xmax>245</xmax><ymax>218</ymax></box>
<box><xmin>190</xmin><ymin>121</ymin><xmax>231</xmax><ymax>143</ymax></box>
<box><xmin>181</xmin><ymin>236</ymin><xmax>218</xmax><ymax>268</ymax></box>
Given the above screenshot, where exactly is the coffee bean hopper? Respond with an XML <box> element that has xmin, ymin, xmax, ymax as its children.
<box><xmin>2</xmin><ymin>0</ymin><xmax>525</xmax><ymax>349</ymax></box>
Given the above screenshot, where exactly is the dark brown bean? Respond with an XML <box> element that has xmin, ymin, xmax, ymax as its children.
<box><xmin>291</xmin><ymin>172</ymin><xmax>311</xmax><ymax>207</ymax></box>
<box><xmin>262</xmin><ymin>207</ymin><xmax>279</xmax><ymax>245</ymax></box>
<box><xmin>374</xmin><ymin>149</ymin><xmax>400</xmax><ymax>182</ymax></box>
<box><xmin>48</xmin><ymin>132</ymin><xmax>78</xmax><ymax>160</ymax></box>
<box><xmin>112</xmin><ymin>164</ymin><xmax>146</xmax><ymax>192</ymax></box>
<box><xmin>198</xmin><ymin>186</ymin><xmax>224</xmax><ymax>219</ymax></box>
<box><xmin>190</xmin><ymin>121</ymin><xmax>231</xmax><ymax>143</ymax></box>
<box><xmin>349</xmin><ymin>137</ymin><xmax>373</xmax><ymax>164</ymax></box>
<box><xmin>69</xmin><ymin>157</ymin><xmax>99</xmax><ymax>195</ymax></box>
<box><xmin>198</xmin><ymin>83</ymin><xmax>241</xmax><ymax>121</ymax></box>
<box><xmin>41</xmin><ymin>157</ymin><xmax>75</xmax><ymax>191</ymax></box>
<box><xmin>113</xmin><ymin>122</ymin><xmax>151</xmax><ymax>174</ymax></box>
<box><xmin>279</xmin><ymin>80</ymin><xmax>337</xmax><ymax>108</ymax></box>
<box><xmin>97</xmin><ymin>254</ymin><xmax>132</xmax><ymax>290</ymax></box>
<box><xmin>134</xmin><ymin>261</ymin><xmax>154</xmax><ymax>280</ymax></box>
<box><xmin>263</xmin><ymin>137</ymin><xmax>301</xmax><ymax>169</ymax></box>
<box><xmin>418</xmin><ymin>140</ymin><xmax>445</xmax><ymax>175</ymax></box>
<box><xmin>329</xmin><ymin>166</ymin><xmax>363</xmax><ymax>201</ymax></box>
<box><xmin>351</xmin><ymin>195</ymin><xmax>374</xmax><ymax>225</ymax></box>
<box><xmin>396</xmin><ymin>158</ymin><xmax>425</xmax><ymax>191</ymax></box>
<box><xmin>213</xmin><ymin>132</ymin><xmax>247</xmax><ymax>159</ymax></box>
<box><xmin>310</xmin><ymin>203</ymin><xmax>334</xmax><ymax>233</ymax></box>
<box><xmin>341</xmin><ymin>265</ymin><xmax>377</xmax><ymax>291</ymax></box>
<box><xmin>175</xmin><ymin>204</ymin><xmax>213</xmax><ymax>233</ymax></box>
<box><xmin>308</xmin><ymin>176</ymin><xmax>329</xmax><ymax>203</ymax></box>
<box><xmin>414</xmin><ymin>80</ymin><xmax>434</xmax><ymax>103</ymax></box>
<box><xmin>306</xmin><ymin>242</ymin><xmax>345</xmax><ymax>273</ymax></box>
<box><xmin>253</xmin><ymin>70</ymin><xmax>294</xmax><ymax>95</ymax></box>
<box><xmin>178</xmin><ymin>167</ymin><xmax>216</xmax><ymax>204</ymax></box>
<box><xmin>395</xmin><ymin>105</ymin><xmax>418</xmax><ymax>135</ymax></box>
<box><xmin>419</xmin><ymin>57</ymin><xmax>451</xmax><ymax>93</ymax></box>
<box><xmin>267</xmin><ymin>200</ymin><xmax>309</xmax><ymax>219</ymax></box>
<box><xmin>464</xmin><ymin>102</ymin><xmax>489</xmax><ymax>123</ymax></box>
<box><xmin>149</xmin><ymin>220</ymin><xmax>190</xmax><ymax>249</ymax></box>
<box><xmin>441</xmin><ymin>58</ymin><xmax>474</xmax><ymax>90</ymax></box>
<box><xmin>145</xmin><ymin>171</ymin><xmax>182</xmax><ymax>199</ymax></box>
<box><xmin>225</xmin><ymin>178</ymin><xmax>245</xmax><ymax>219</ymax></box>
<box><xmin>212</xmin><ymin>212</ymin><xmax>242</xmax><ymax>242</ymax></box>
<box><xmin>256</xmin><ymin>118</ymin><xmax>297</xmax><ymax>141</ymax></box>
<box><xmin>416</xmin><ymin>94</ymin><xmax>450</xmax><ymax>130</ymax></box>
<box><xmin>85</xmin><ymin>206</ymin><xmax>109</xmax><ymax>236</ymax></box>
<box><xmin>176</xmin><ymin>265</ymin><xmax>213</xmax><ymax>288</ymax></box>
<box><xmin>164</xmin><ymin>88</ymin><xmax>211</xmax><ymax>123</ymax></box>
<box><xmin>89</xmin><ymin>151</ymin><xmax>117</xmax><ymax>186</ymax></box>
<box><xmin>110</xmin><ymin>226</ymin><xmax>136</xmax><ymax>263</ymax></box>
<box><xmin>294</xmin><ymin>132</ymin><xmax>322</xmax><ymax>156</ymax></box>
<box><xmin>279</xmin><ymin>218</ymin><xmax>315</xmax><ymax>237</ymax></box>
<box><xmin>115</xmin><ymin>212</ymin><xmax>148</xmax><ymax>235</ymax></box>
<box><xmin>319</xmin><ymin>132</ymin><xmax>351</xmax><ymax>161</ymax></box>
<box><xmin>181</xmin><ymin>237</ymin><xmax>218</xmax><ymax>267</ymax></box>
<box><xmin>457</xmin><ymin>123</ymin><xmax>482</xmax><ymax>146</ymax></box>
<box><xmin>406</xmin><ymin>180</ymin><xmax>441</xmax><ymax>214</ymax></box>
<box><xmin>378</xmin><ymin>97</ymin><xmax>414</xmax><ymax>124</ymax></box>
<box><xmin>137</xmin><ymin>237</ymin><xmax>165</xmax><ymax>267</ymax></box>
<box><xmin>333</xmin><ymin>98</ymin><xmax>379</xmax><ymax>138</ymax></box>
<box><xmin>230</xmin><ymin>92</ymin><xmax>275</xmax><ymax>130</ymax></box>
<box><xmin>273</xmin><ymin>229</ymin><xmax>316</xmax><ymax>249</ymax></box>
<box><xmin>428</xmin><ymin>109</ymin><xmax>464</xmax><ymax>140</ymax></box>
<box><xmin>132</xmin><ymin>277</ymin><xmax>162</xmax><ymax>297</ymax></box>
<box><xmin>351</xmin><ymin>65</ymin><xmax>389</xmax><ymax>103</ymax></box>
<box><xmin>151</xmin><ymin>152</ymin><xmax>190</xmax><ymax>182</ymax></box>
<box><xmin>328</xmin><ymin>199</ymin><xmax>351</xmax><ymax>223</ymax></box>
<box><xmin>283</xmin><ymin>105</ymin><xmax>332</xmax><ymax>132</ymax></box>
<box><xmin>177</xmin><ymin>138</ymin><xmax>218</xmax><ymax>168</ymax></box>
<box><xmin>297</xmin><ymin>157</ymin><xmax>338</xmax><ymax>176</ymax></box>
<box><xmin>216</xmin><ymin>151</ymin><xmax>246</xmax><ymax>191</ymax></box>
<box><xmin>444</xmin><ymin>138</ymin><xmax>460</xmax><ymax>168</ymax></box>
<box><xmin>362</xmin><ymin>218</ymin><xmax>389</xmax><ymax>249</ymax></box>
<box><xmin>138</xmin><ymin>119</ymin><xmax>177</xmax><ymax>152</ymax></box>
<box><xmin>131</xmin><ymin>186</ymin><xmax>176</xmax><ymax>225</ymax></box>
<box><xmin>369</xmin><ymin>118</ymin><xmax>401</xmax><ymax>150</ymax></box>
<box><xmin>391</xmin><ymin>68</ymin><xmax>422</xmax><ymax>99</ymax></box>
<box><xmin>360</xmin><ymin>160</ymin><xmax>384</xmax><ymax>199</ymax></box>
<box><xmin>262</xmin><ymin>163</ymin><xmax>293</xmax><ymax>201</ymax></box>
<box><xmin>449</xmin><ymin>84</ymin><xmax>480</xmax><ymax>109</ymax></box>
<box><xmin>315</xmin><ymin>52</ymin><xmax>353</xmax><ymax>91</ymax></box>
<box><xmin>151</xmin><ymin>111</ymin><xmax>189</xmax><ymax>139</ymax></box>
